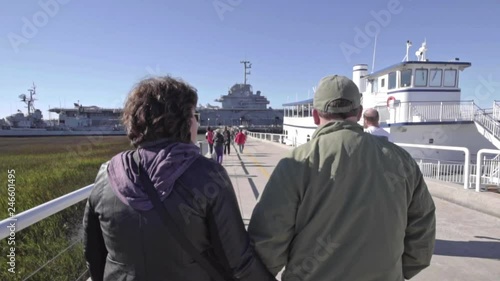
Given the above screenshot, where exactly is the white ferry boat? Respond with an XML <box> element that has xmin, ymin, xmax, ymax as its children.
<box><xmin>283</xmin><ymin>41</ymin><xmax>499</xmax><ymax>165</ymax></box>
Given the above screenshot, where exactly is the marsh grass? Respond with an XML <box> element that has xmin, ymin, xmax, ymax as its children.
<box><xmin>0</xmin><ymin>136</ymin><xmax>131</xmax><ymax>280</ymax></box>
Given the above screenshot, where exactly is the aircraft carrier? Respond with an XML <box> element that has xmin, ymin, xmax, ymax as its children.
<box><xmin>0</xmin><ymin>62</ymin><xmax>283</xmax><ymax>136</ymax></box>
<box><xmin>197</xmin><ymin>61</ymin><xmax>283</xmax><ymax>133</ymax></box>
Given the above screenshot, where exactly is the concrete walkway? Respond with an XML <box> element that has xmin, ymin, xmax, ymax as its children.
<box><xmin>220</xmin><ymin>137</ymin><xmax>500</xmax><ymax>281</ymax></box>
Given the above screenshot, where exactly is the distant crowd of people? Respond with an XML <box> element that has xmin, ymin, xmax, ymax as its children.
<box><xmin>205</xmin><ymin>125</ymin><xmax>247</xmax><ymax>164</ymax></box>
<box><xmin>83</xmin><ymin>74</ymin><xmax>435</xmax><ymax>281</ymax></box>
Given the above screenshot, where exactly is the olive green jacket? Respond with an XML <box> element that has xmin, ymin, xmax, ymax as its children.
<box><xmin>248</xmin><ymin>120</ymin><xmax>436</xmax><ymax>281</ymax></box>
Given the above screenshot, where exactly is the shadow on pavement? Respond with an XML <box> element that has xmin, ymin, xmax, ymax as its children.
<box><xmin>434</xmin><ymin>238</ymin><xmax>500</xmax><ymax>259</ymax></box>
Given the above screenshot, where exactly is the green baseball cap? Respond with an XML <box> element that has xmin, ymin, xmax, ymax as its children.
<box><xmin>313</xmin><ymin>75</ymin><xmax>361</xmax><ymax>113</ymax></box>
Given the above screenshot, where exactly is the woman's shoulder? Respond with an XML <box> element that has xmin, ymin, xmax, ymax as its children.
<box><xmin>183</xmin><ymin>156</ymin><xmax>227</xmax><ymax>180</ymax></box>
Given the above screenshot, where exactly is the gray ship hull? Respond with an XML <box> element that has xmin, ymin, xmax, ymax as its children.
<box><xmin>0</xmin><ymin>128</ymin><xmax>126</xmax><ymax>137</ymax></box>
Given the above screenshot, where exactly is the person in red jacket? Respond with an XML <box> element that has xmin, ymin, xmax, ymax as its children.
<box><xmin>235</xmin><ymin>130</ymin><xmax>247</xmax><ymax>153</ymax></box>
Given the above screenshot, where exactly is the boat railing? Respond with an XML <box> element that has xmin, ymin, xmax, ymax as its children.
<box><xmin>245</xmin><ymin>133</ymin><xmax>500</xmax><ymax>191</ymax></box>
<box><xmin>395</xmin><ymin>143</ymin><xmax>471</xmax><ymax>189</ymax></box>
<box><xmin>475</xmin><ymin>149</ymin><xmax>500</xmax><ymax>191</ymax></box>
<box><xmin>246</xmin><ymin>131</ymin><xmax>286</xmax><ymax>144</ymax></box>
<box><xmin>472</xmin><ymin>104</ymin><xmax>500</xmax><ymax>140</ymax></box>
<box><xmin>417</xmin><ymin>160</ymin><xmax>500</xmax><ymax>189</ymax></box>
<box><xmin>387</xmin><ymin>101</ymin><xmax>475</xmax><ymax>123</ymax></box>
<box><xmin>492</xmin><ymin>100</ymin><xmax>500</xmax><ymax>120</ymax></box>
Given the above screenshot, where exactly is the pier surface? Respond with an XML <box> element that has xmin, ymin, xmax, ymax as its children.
<box><xmin>221</xmin><ymin>137</ymin><xmax>500</xmax><ymax>281</ymax></box>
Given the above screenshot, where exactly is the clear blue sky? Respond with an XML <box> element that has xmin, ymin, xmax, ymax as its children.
<box><xmin>1</xmin><ymin>0</ymin><xmax>499</xmax><ymax>119</ymax></box>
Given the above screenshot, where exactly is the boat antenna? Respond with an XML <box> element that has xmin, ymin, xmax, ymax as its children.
<box><xmin>371</xmin><ymin>33</ymin><xmax>378</xmax><ymax>73</ymax></box>
<box><xmin>19</xmin><ymin>82</ymin><xmax>37</xmax><ymax>116</ymax></box>
<box><xmin>240</xmin><ymin>60</ymin><xmax>251</xmax><ymax>85</ymax></box>
<box><xmin>402</xmin><ymin>40</ymin><xmax>412</xmax><ymax>62</ymax></box>
<box><xmin>415</xmin><ymin>39</ymin><xmax>428</xmax><ymax>61</ymax></box>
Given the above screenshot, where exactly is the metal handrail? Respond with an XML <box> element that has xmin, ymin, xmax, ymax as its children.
<box><xmin>475</xmin><ymin>149</ymin><xmax>500</xmax><ymax>192</ymax></box>
<box><xmin>395</xmin><ymin>143</ymin><xmax>470</xmax><ymax>189</ymax></box>
<box><xmin>473</xmin><ymin>104</ymin><xmax>500</xmax><ymax>139</ymax></box>
<box><xmin>0</xmin><ymin>184</ymin><xmax>93</xmax><ymax>240</ymax></box>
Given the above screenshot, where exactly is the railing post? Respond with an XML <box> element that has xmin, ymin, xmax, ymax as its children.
<box><xmin>439</xmin><ymin>102</ymin><xmax>443</xmax><ymax>122</ymax></box>
<box><xmin>395</xmin><ymin>143</ymin><xmax>471</xmax><ymax>189</ymax></box>
<box><xmin>474</xmin><ymin>149</ymin><xmax>500</xmax><ymax>191</ymax></box>
<box><xmin>464</xmin><ymin>150</ymin><xmax>470</xmax><ymax>189</ymax></box>
<box><xmin>476</xmin><ymin>151</ymin><xmax>483</xmax><ymax>192</ymax></box>
<box><xmin>436</xmin><ymin>161</ymin><xmax>440</xmax><ymax>180</ymax></box>
<box><xmin>471</xmin><ymin>101</ymin><xmax>475</xmax><ymax>121</ymax></box>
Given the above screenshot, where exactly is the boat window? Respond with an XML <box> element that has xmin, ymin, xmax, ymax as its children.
<box><xmin>371</xmin><ymin>79</ymin><xmax>378</xmax><ymax>93</ymax></box>
<box><xmin>429</xmin><ymin>69</ymin><xmax>442</xmax><ymax>87</ymax></box>
<box><xmin>400</xmin><ymin>69</ymin><xmax>412</xmax><ymax>87</ymax></box>
<box><xmin>388</xmin><ymin>72</ymin><xmax>396</xmax><ymax>90</ymax></box>
<box><xmin>444</xmin><ymin>69</ymin><xmax>457</xmax><ymax>87</ymax></box>
<box><xmin>380</xmin><ymin>78</ymin><xmax>385</xmax><ymax>88</ymax></box>
<box><xmin>415</xmin><ymin>69</ymin><xmax>428</xmax><ymax>86</ymax></box>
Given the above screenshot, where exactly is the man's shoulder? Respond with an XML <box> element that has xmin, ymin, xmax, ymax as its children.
<box><xmin>366</xmin><ymin>126</ymin><xmax>390</xmax><ymax>137</ymax></box>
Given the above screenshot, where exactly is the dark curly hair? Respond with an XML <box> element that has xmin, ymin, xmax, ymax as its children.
<box><xmin>122</xmin><ymin>76</ymin><xmax>198</xmax><ymax>147</ymax></box>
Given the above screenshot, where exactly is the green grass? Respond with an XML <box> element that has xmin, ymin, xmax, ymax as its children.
<box><xmin>0</xmin><ymin>136</ymin><xmax>131</xmax><ymax>281</ymax></box>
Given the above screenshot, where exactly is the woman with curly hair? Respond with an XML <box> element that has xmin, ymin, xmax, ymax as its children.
<box><xmin>83</xmin><ymin>76</ymin><xmax>275</xmax><ymax>281</ymax></box>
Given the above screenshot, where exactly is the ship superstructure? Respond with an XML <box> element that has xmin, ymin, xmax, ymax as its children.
<box><xmin>282</xmin><ymin>40</ymin><xmax>500</xmax><ymax>163</ymax></box>
<box><xmin>197</xmin><ymin>61</ymin><xmax>283</xmax><ymax>130</ymax></box>
<box><xmin>1</xmin><ymin>83</ymin><xmax>45</xmax><ymax>129</ymax></box>
<box><xmin>48</xmin><ymin>103</ymin><xmax>123</xmax><ymax>131</ymax></box>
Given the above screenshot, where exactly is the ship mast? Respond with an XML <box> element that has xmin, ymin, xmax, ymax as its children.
<box><xmin>19</xmin><ymin>82</ymin><xmax>37</xmax><ymax>116</ymax></box>
<box><xmin>240</xmin><ymin>60</ymin><xmax>251</xmax><ymax>85</ymax></box>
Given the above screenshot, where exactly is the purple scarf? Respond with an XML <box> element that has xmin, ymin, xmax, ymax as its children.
<box><xmin>107</xmin><ymin>139</ymin><xmax>200</xmax><ymax>211</ymax></box>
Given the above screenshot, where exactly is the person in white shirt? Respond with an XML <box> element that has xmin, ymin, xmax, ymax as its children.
<box><xmin>363</xmin><ymin>108</ymin><xmax>392</xmax><ymax>142</ymax></box>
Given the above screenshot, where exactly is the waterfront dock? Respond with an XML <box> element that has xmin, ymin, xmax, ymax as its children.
<box><xmin>220</xmin><ymin>136</ymin><xmax>500</xmax><ymax>281</ymax></box>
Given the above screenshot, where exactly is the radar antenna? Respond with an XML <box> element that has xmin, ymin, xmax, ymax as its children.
<box><xmin>415</xmin><ymin>40</ymin><xmax>428</xmax><ymax>61</ymax></box>
<box><xmin>240</xmin><ymin>60</ymin><xmax>251</xmax><ymax>85</ymax></box>
<box><xmin>19</xmin><ymin>82</ymin><xmax>37</xmax><ymax>116</ymax></box>
<box><xmin>402</xmin><ymin>40</ymin><xmax>412</xmax><ymax>62</ymax></box>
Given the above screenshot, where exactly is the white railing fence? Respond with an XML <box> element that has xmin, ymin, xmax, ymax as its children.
<box><xmin>475</xmin><ymin>149</ymin><xmax>500</xmax><ymax>191</ymax></box>
<box><xmin>417</xmin><ymin>161</ymin><xmax>499</xmax><ymax>189</ymax></box>
<box><xmin>395</xmin><ymin>143</ymin><xmax>471</xmax><ymax>189</ymax></box>
<box><xmin>248</xmin><ymin>134</ymin><xmax>500</xmax><ymax>191</ymax></box>
<box><xmin>493</xmin><ymin>100</ymin><xmax>500</xmax><ymax>120</ymax></box>
<box><xmin>387</xmin><ymin>101</ymin><xmax>475</xmax><ymax>123</ymax></box>
<box><xmin>247</xmin><ymin>132</ymin><xmax>286</xmax><ymax>144</ymax></box>
<box><xmin>418</xmin><ymin>161</ymin><xmax>465</xmax><ymax>183</ymax></box>
<box><xmin>474</xmin><ymin>104</ymin><xmax>500</xmax><ymax>140</ymax></box>
<box><xmin>0</xmin><ymin>185</ymin><xmax>93</xmax><ymax>240</ymax></box>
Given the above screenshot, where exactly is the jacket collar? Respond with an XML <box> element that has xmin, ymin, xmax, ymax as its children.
<box><xmin>312</xmin><ymin>120</ymin><xmax>364</xmax><ymax>139</ymax></box>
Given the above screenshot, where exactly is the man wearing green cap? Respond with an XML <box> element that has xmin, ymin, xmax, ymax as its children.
<box><xmin>248</xmin><ymin>75</ymin><xmax>436</xmax><ymax>281</ymax></box>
